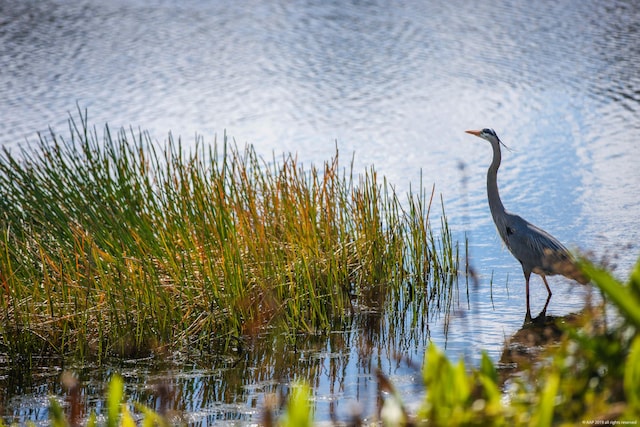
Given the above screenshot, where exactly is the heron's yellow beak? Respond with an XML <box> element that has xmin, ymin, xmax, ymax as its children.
<box><xmin>465</xmin><ymin>130</ymin><xmax>482</xmax><ymax>137</ymax></box>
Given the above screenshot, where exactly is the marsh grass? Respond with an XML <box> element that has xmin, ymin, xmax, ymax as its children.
<box><xmin>0</xmin><ymin>111</ymin><xmax>458</xmax><ymax>360</ymax></box>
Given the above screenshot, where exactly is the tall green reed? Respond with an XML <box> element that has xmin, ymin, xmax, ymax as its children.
<box><xmin>0</xmin><ymin>111</ymin><xmax>458</xmax><ymax>360</ymax></box>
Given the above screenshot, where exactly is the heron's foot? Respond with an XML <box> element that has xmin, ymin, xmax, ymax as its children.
<box><xmin>523</xmin><ymin>309</ymin><xmax>549</xmax><ymax>325</ymax></box>
<box><xmin>532</xmin><ymin>309</ymin><xmax>548</xmax><ymax>324</ymax></box>
<box><xmin>524</xmin><ymin>308</ymin><xmax>533</xmax><ymax>324</ymax></box>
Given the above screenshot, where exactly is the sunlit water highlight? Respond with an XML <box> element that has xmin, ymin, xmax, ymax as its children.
<box><xmin>1</xmin><ymin>0</ymin><xmax>639</xmax><ymax>424</ymax></box>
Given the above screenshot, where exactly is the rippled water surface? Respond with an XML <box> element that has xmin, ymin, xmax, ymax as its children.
<box><xmin>2</xmin><ymin>0</ymin><xmax>640</xmax><ymax>424</ymax></box>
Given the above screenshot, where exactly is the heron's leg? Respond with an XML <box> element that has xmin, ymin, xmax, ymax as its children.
<box><xmin>541</xmin><ymin>275</ymin><xmax>552</xmax><ymax>296</ymax></box>
<box><xmin>540</xmin><ymin>292</ymin><xmax>551</xmax><ymax>318</ymax></box>
<box><xmin>524</xmin><ymin>270</ymin><xmax>532</xmax><ymax>322</ymax></box>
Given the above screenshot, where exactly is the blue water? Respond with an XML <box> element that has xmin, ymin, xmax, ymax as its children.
<box><xmin>2</xmin><ymin>0</ymin><xmax>640</xmax><ymax>424</ymax></box>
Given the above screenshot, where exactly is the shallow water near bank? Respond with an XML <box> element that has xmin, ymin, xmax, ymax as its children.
<box><xmin>2</xmin><ymin>308</ymin><xmax>444</xmax><ymax>425</ymax></box>
<box><xmin>2</xmin><ymin>0</ymin><xmax>640</xmax><ymax>424</ymax></box>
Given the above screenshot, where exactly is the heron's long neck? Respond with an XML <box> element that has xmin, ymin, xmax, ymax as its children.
<box><xmin>487</xmin><ymin>142</ymin><xmax>506</xmax><ymax>221</ymax></box>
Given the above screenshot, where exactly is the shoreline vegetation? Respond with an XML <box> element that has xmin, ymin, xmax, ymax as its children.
<box><xmin>0</xmin><ymin>111</ymin><xmax>458</xmax><ymax>362</ymax></box>
<box><xmin>2</xmin><ymin>112</ymin><xmax>638</xmax><ymax>425</ymax></box>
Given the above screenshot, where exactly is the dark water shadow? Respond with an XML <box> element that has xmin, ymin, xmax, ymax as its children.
<box><xmin>497</xmin><ymin>296</ymin><xmax>604</xmax><ymax>385</ymax></box>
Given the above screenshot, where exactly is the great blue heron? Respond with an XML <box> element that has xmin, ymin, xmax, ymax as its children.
<box><xmin>465</xmin><ymin>128</ymin><xmax>588</xmax><ymax>320</ymax></box>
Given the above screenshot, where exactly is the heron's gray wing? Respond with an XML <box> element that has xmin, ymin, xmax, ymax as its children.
<box><xmin>503</xmin><ymin>214</ymin><xmax>570</xmax><ymax>274</ymax></box>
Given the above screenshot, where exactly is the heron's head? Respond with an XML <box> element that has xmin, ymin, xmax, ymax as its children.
<box><xmin>465</xmin><ymin>128</ymin><xmax>500</xmax><ymax>143</ymax></box>
<box><xmin>465</xmin><ymin>128</ymin><xmax>510</xmax><ymax>150</ymax></box>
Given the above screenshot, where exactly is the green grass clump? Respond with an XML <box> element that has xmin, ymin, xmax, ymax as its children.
<box><xmin>0</xmin><ymin>111</ymin><xmax>458</xmax><ymax>360</ymax></box>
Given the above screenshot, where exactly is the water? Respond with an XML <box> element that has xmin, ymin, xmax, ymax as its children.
<box><xmin>2</xmin><ymin>0</ymin><xmax>640</xmax><ymax>424</ymax></box>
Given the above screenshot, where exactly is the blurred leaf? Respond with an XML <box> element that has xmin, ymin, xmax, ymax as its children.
<box><xmin>280</xmin><ymin>381</ymin><xmax>312</xmax><ymax>427</ymax></box>
<box><xmin>107</xmin><ymin>375</ymin><xmax>124</xmax><ymax>427</ymax></box>
<box><xmin>480</xmin><ymin>350</ymin><xmax>498</xmax><ymax>383</ymax></box>
<box><xmin>121</xmin><ymin>405</ymin><xmax>136</xmax><ymax>427</ymax></box>
<box><xmin>630</xmin><ymin>258</ymin><xmax>640</xmax><ymax>299</ymax></box>
<box><xmin>48</xmin><ymin>397</ymin><xmax>69</xmax><ymax>427</ymax></box>
<box><xmin>478</xmin><ymin>375</ymin><xmax>503</xmax><ymax>416</ymax></box>
<box><xmin>532</xmin><ymin>372</ymin><xmax>559</xmax><ymax>427</ymax></box>
<box><xmin>580</xmin><ymin>259</ymin><xmax>640</xmax><ymax>328</ymax></box>
<box><xmin>453</xmin><ymin>359</ymin><xmax>471</xmax><ymax>404</ymax></box>
<box><xmin>137</xmin><ymin>403</ymin><xmax>168</xmax><ymax>427</ymax></box>
<box><xmin>624</xmin><ymin>336</ymin><xmax>640</xmax><ymax>416</ymax></box>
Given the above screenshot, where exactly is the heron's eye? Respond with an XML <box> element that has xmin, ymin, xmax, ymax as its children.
<box><xmin>482</xmin><ymin>128</ymin><xmax>495</xmax><ymax>136</ymax></box>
